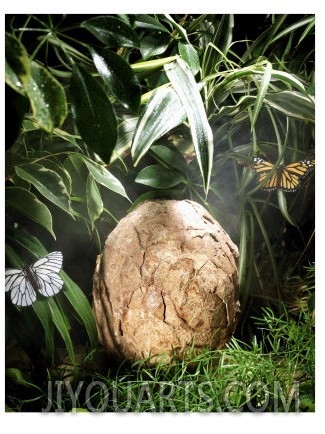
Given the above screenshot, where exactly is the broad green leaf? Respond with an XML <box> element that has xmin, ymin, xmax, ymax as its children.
<box><xmin>91</xmin><ymin>47</ymin><xmax>141</xmax><ymax>113</ymax></box>
<box><xmin>70</xmin><ymin>64</ymin><xmax>117</xmax><ymax>163</ymax></box>
<box><xmin>251</xmin><ymin>61</ymin><xmax>272</xmax><ymax>129</ymax></box>
<box><xmin>150</xmin><ymin>145</ymin><xmax>189</xmax><ymax>173</ymax></box>
<box><xmin>134</xmin><ymin>15</ymin><xmax>169</xmax><ymax>32</ymax></box>
<box><xmin>78</xmin><ymin>154</ymin><xmax>129</xmax><ymax>199</ymax></box>
<box><xmin>6</xmin><ymin>186</ymin><xmax>55</xmax><ymax>238</ymax></box>
<box><xmin>15</xmin><ymin>163</ymin><xmax>73</xmax><ymax>216</ymax></box>
<box><xmin>265</xmin><ymin>91</ymin><xmax>314</xmax><ymax>121</ymax></box>
<box><xmin>178</xmin><ymin>42</ymin><xmax>200</xmax><ymax>76</ymax></box>
<box><xmin>165</xmin><ymin>58</ymin><xmax>214</xmax><ymax>194</ymax></box>
<box><xmin>81</xmin><ymin>16</ymin><xmax>139</xmax><ymax>48</ymax></box>
<box><xmin>135</xmin><ymin>165</ymin><xmax>185</xmax><ymax>189</ymax></box>
<box><xmin>5</xmin><ymin>32</ymin><xmax>30</xmax><ymax>93</ymax></box>
<box><xmin>86</xmin><ymin>173</ymin><xmax>103</xmax><ymax>227</ymax></box>
<box><xmin>139</xmin><ymin>33</ymin><xmax>171</xmax><ymax>60</ymax></box>
<box><xmin>26</xmin><ymin>62</ymin><xmax>68</xmax><ymax>132</ymax></box>
<box><xmin>131</xmin><ymin>86</ymin><xmax>187</xmax><ymax>165</ymax></box>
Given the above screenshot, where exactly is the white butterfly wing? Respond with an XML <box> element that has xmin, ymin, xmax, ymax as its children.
<box><xmin>31</xmin><ymin>251</ymin><xmax>64</xmax><ymax>298</ymax></box>
<box><xmin>5</xmin><ymin>269</ymin><xmax>37</xmax><ymax>306</ymax></box>
<box><xmin>5</xmin><ymin>251</ymin><xmax>64</xmax><ymax>306</ymax></box>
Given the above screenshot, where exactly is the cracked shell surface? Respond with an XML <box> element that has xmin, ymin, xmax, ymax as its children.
<box><xmin>92</xmin><ymin>199</ymin><xmax>240</xmax><ymax>365</ymax></box>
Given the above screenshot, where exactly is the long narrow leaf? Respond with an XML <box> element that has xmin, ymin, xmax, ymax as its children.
<box><xmin>48</xmin><ymin>297</ymin><xmax>76</xmax><ymax>369</ymax></box>
<box><xmin>86</xmin><ymin>173</ymin><xmax>104</xmax><ymax>228</ymax></box>
<box><xmin>6</xmin><ymin>186</ymin><xmax>55</xmax><ymax>239</ymax></box>
<box><xmin>163</xmin><ymin>14</ymin><xmax>189</xmax><ymax>43</ymax></box>
<box><xmin>131</xmin><ymin>86</ymin><xmax>187</xmax><ymax>165</ymax></box>
<box><xmin>79</xmin><ymin>154</ymin><xmax>130</xmax><ymax>200</ymax></box>
<box><xmin>265</xmin><ymin>91</ymin><xmax>315</xmax><ymax>121</ymax></box>
<box><xmin>277</xmin><ymin>190</ymin><xmax>297</xmax><ymax>226</ymax></box>
<box><xmin>251</xmin><ymin>61</ymin><xmax>272</xmax><ymax>129</ymax></box>
<box><xmin>165</xmin><ymin>58</ymin><xmax>214</xmax><ymax>194</ymax></box>
<box><xmin>61</xmin><ymin>270</ymin><xmax>98</xmax><ymax>351</ymax></box>
<box><xmin>32</xmin><ymin>301</ymin><xmax>55</xmax><ymax>363</ymax></box>
<box><xmin>15</xmin><ymin>163</ymin><xmax>73</xmax><ymax>216</ymax></box>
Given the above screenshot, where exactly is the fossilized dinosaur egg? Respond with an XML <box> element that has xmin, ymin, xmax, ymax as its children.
<box><xmin>92</xmin><ymin>199</ymin><xmax>240</xmax><ymax>365</ymax></box>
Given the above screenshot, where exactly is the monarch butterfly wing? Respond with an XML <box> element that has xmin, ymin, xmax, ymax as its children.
<box><xmin>5</xmin><ymin>269</ymin><xmax>37</xmax><ymax>306</ymax></box>
<box><xmin>252</xmin><ymin>158</ymin><xmax>279</xmax><ymax>190</ymax></box>
<box><xmin>31</xmin><ymin>251</ymin><xmax>64</xmax><ymax>298</ymax></box>
<box><xmin>279</xmin><ymin>167</ymin><xmax>300</xmax><ymax>191</ymax></box>
<box><xmin>280</xmin><ymin>160</ymin><xmax>315</xmax><ymax>192</ymax></box>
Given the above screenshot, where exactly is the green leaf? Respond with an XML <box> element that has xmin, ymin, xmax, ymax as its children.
<box><xmin>163</xmin><ymin>14</ymin><xmax>189</xmax><ymax>43</ymax></box>
<box><xmin>134</xmin><ymin>15</ymin><xmax>170</xmax><ymax>32</ymax></box>
<box><xmin>6</xmin><ymin>186</ymin><xmax>55</xmax><ymax>238</ymax></box>
<box><xmin>165</xmin><ymin>58</ymin><xmax>214</xmax><ymax>195</ymax></box>
<box><xmin>5</xmin><ymin>32</ymin><xmax>31</xmax><ymax>93</ymax></box>
<box><xmin>40</xmin><ymin>158</ymin><xmax>72</xmax><ymax>196</ymax></box>
<box><xmin>6</xmin><ymin>368</ymin><xmax>42</xmax><ymax>390</ymax></box>
<box><xmin>81</xmin><ymin>16</ymin><xmax>139</xmax><ymax>48</ymax></box>
<box><xmin>77</xmin><ymin>154</ymin><xmax>129</xmax><ymax>199</ymax></box>
<box><xmin>135</xmin><ymin>165</ymin><xmax>185</xmax><ymax>189</ymax></box>
<box><xmin>63</xmin><ymin>154</ymin><xmax>88</xmax><ymax>198</ymax></box>
<box><xmin>251</xmin><ymin>61</ymin><xmax>272</xmax><ymax>129</ymax></box>
<box><xmin>178</xmin><ymin>42</ymin><xmax>200</xmax><ymax>76</ymax></box>
<box><xmin>48</xmin><ymin>297</ymin><xmax>76</xmax><ymax>370</ymax></box>
<box><xmin>131</xmin><ymin>86</ymin><xmax>187</xmax><ymax>165</ymax></box>
<box><xmin>150</xmin><ymin>144</ymin><xmax>189</xmax><ymax>173</ymax></box>
<box><xmin>32</xmin><ymin>299</ymin><xmax>56</xmax><ymax>362</ymax></box>
<box><xmin>139</xmin><ymin>33</ymin><xmax>171</xmax><ymax>60</ymax></box>
<box><xmin>269</xmin><ymin>16</ymin><xmax>314</xmax><ymax>46</ymax></box>
<box><xmin>131</xmin><ymin>56</ymin><xmax>178</xmax><ymax>74</ymax></box>
<box><xmin>277</xmin><ymin>191</ymin><xmax>297</xmax><ymax>226</ymax></box>
<box><xmin>60</xmin><ymin>270</ymin><xmax>98</xmax><ymax>351</ymax></box>
<box><xmin>70</xmin><ymin>64</ymin><xmax>117</xmax><ymax>163</ymax></box>
<box><xmin>26</xmin><ymin>62</ymin><xmax>68</xmax><ymax>132</ymax></box>
<box><xmin>271</xmin><ymin>70</ymin><xmax>307</xmax><ymax>94</ymax></box>
<box><xmin>202</xmin><ymin>15</ymin><xmax>233</xmax><ymax>76</ymax></box>
<box><xmin>91</xmin><ymin>47</ymin><xmax>141</xmax><ymax>113</ymax></box>
<box><xmin>86</xmin><ymin>173</ymin><xmax>103</xmax><ymax>227</ymax></box>
<box><xmin>265</xmin><ymin>91</ymin><xmax>315</xmax><ymax>121</ymax></box>
<box><xmin>15</xmin><ymin>163</ymin><xmax>73</xmax><ymax>216</ymax></box>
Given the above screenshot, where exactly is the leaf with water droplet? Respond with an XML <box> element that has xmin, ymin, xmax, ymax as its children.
<box><xmin>26</xmin><ymin>62</ymin><xmax>68</xmax><ymax>132</ymax></box>
<box><xmin>5</xmin><ymin>32</ymin><xmax>31</xmax><ymax>95</ymax></box>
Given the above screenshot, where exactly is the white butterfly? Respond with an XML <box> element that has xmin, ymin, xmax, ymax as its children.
<box><xmin>5</xmin><ymin>251</ymin><xmax>64</xmax><ymax>307</ymax></box>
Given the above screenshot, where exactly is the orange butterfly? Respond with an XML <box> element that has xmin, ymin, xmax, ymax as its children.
<box><xmin>252</xmin><ymin>158</ymin><xmax>315</xmax><ymax>192</ymax></box>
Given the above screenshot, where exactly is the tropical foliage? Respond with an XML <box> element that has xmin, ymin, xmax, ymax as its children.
<box><xmin>5</xmin><ymin>14</ymin><xmax>315</xmax><ymax>411</ymax></box>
